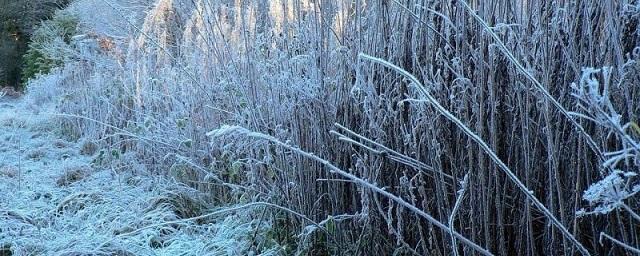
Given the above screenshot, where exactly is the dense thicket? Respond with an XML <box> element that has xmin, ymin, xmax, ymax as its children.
<box><xmin>26</xmin><ymin>0</ymin><xmax>640</xmax><ymax>255</ymax></box>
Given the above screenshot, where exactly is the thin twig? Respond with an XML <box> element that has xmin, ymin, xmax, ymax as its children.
<box><xmin>599</xmin><ymin>232</ymin><xmax>640</xmax><ymax>254</ymax></box>
<box><xmin>449</xmin><ymin>173</ymin><xmax>469</xmax><ymax>256</ymax></box>
<box><xmin>331</xmin><ymin>124</ymin><xmax>454</xmax><ymax>181</ymax></box>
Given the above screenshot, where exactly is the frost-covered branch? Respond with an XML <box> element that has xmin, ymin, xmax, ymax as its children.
<box><xmin>331</xmin><ymin>123</ymin><xmax>454</xmax><ymax>182</ymax></box>
<box><xmin>207</xmin><ymin>125</ymin><xmax>494</xmax><ymax>256</ymax></box>
<box><xmin>599</xmin><ymin>232</ymin><xmax>640</xmax><ymax>254</ymax></box>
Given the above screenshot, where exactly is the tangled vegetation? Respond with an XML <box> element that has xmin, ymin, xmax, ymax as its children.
<box><xmin>2</xmin><ymin>0</ymin><xmax>640</xmax><ymax>255</ymax></box>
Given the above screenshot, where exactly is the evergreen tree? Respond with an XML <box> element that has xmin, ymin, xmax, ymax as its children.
<box><xmin>0</xmin><ymin>0</ymin><xmax>68</xmax><ymax>88</ymax></box>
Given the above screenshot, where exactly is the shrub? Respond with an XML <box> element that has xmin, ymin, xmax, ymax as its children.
<box><xmin>21</xmin><ymin>11</ymin><xmax>77</xmax><ymax>84</ymax></box>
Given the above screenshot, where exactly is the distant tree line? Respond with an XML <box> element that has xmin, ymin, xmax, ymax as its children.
<box><xmin>0</xmin><ymin>0</ymin><xmax>69</xmax><ymax>88</ymax></box>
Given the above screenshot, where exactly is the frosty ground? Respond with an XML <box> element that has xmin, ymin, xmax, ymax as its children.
<box><xmin>0</xmin><ymin>97</ymin><xmax>272</xmax><ymax>255</ymax></box>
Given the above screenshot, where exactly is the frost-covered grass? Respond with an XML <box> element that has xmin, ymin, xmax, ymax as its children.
<box><xmin>0</xmin><ymin>99</ymin><xmax>280</xmax><ymax>256</ymax></box>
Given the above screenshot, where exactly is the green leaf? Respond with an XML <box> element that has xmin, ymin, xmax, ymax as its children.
<box><xmin>111</xmin><ymin>149</ymin><xmax>120</xmax><ymax>159</ymax></box>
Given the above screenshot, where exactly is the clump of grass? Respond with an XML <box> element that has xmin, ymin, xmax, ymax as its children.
<box><xmin>79</xmin><ymin>139</ymin><xmax>99</xmax><ymax>156</ymax></box>
<box><xmin>55</xmin><ymin>165</ymin><xmax>91</xmax><ymax>187</ymax></box>
<box><xmin>145</xmin><ymin>186</ymin><xmax>210</xmax><ymax>223</ymax></box>
<box><xmin>54</xmin><ymin>192</ymin><xmax>103</xmax><ymax>216</ymax></box>
<box><xmin>25</xmin><ymin>148</ymin><xmax>46</xmax><ymax>160</ymax></box>
<box><xmin>0</xmin><ymin>166</ymin><xmax>18</xmax><ymax>179</ymax></box>
<box><xmin>52</xmin><ymin>139</ymin><xmax>70</xmax><ymax>149</ymax></box>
